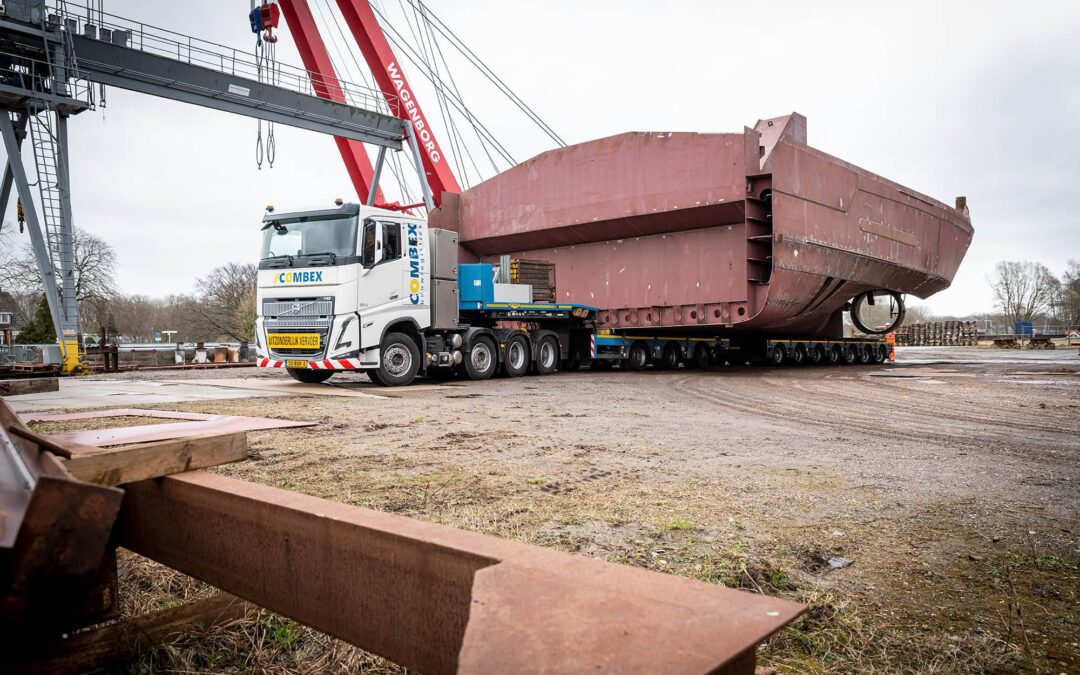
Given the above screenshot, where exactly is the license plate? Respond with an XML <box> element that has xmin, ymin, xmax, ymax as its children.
<box><xmin>267</xmin><ymin>333</ymin><xmax>321</xmax><ymax>349</ymax></box>
<box><xmin>286</xmin><ymin>359</ymin><xmax>310</xmax><ymax>368</ymax></box>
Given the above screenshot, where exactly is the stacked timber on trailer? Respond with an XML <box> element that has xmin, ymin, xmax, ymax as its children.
<box><xmin>895</xmin><ymin>321</ymin><xmax>978</xmax><ymax>346</ymax></box>
<box><xmin>510</xmin><ymin>259</ymin><xmax>556</xmax><ymax>302</ymax></box>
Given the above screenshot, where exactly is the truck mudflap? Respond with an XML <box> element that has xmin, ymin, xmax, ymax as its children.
<box><xmin>258</xmin><ymin>357</ymin><xmax>369</xmax><ymax>370</ymax></box>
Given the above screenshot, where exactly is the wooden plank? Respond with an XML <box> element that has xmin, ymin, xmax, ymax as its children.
<box><xmin>10</xmin><ymin>593</ymin><xmax>252</xmax><ymax>675</ymax></box>
<box><xmin>62</xmin><ymin>432</ymin><xmax>248</xmax><ymax>486</ymax></box>
<box><xmin>0</xmin><ymin>377</ymin><xmax>59</xmax><ymax>396</ymax></box>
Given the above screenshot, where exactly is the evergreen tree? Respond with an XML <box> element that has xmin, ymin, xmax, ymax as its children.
<box><xmin>16</xmin><ymin>295</ymin><xmax>56</xmax><ymax>344</ymax></box>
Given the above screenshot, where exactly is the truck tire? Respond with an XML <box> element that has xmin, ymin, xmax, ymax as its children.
<box><xmin>375</xmin><ymin>332</ymin><xmax>420</xmax><ymax>386</ymax></box>
<box><xmin>769</xmin><ymin>345</ymin><xmax>786</xmax><ymax>366</ymax></box>
<box><xmin>502</xmin><ymin>334</ymin><xmax>530</xmax><ymax>377</ymax></box>
<box><xmin>367</xmin><ymin>369</ymin><xmax>385</xmax><ymax>385</ymax></box>
<box><xmin>534</xmin><ymin>336</ymin><xmax>559</xmax><ymax>375</ymax></box>
<box><xmin>828</xmin><ymin>345</ymin><xmax>842</xmax><ymax>365</ymax></box>
<box><xmin>656</xmin><ymin>343</ymin><xmax>680</xmax><ymax>370</ymax></box>
<box><xmin>287</xmin><ymin>368</ymin><xmax>333</xmax><ymax>384</ymax></box>
<box><xmin>809</xmin><ymin>344</ymin><xmax>826</xmax><ymax>365</ymax></box>
<box><xmin>791</xmin><ymin>344</ymin><xmax>807</xmax><ymax>365</ymax></box>
<box><xmin>877</xmin><ymin>344</ymin><xmax>890</xmax><ymax>363</ymax></box>
<box><xmin>592</xmin><ymin>359</ymin><xmax>614</xmax><ymax>370</ymax></box>
<box><xmin>842</xmin><ymin>345</ymin><xmax>857</xmax><ymax>365</ymax></box>
<box><xmin>857</xmin><ymin>344</ymin><xmax>872</xmax><ymax>364</ymax></box>
<box><xmin>686</xmin><ymin>344</ymin><xmax>710</xmax><ymax>369</ymax></box>
<box><xmin>464</xmin><ymin>337</ymin><xmax>497</xmax><ymax>380</ymax></box>
<box><xmin>624</xmin><ymin>342</ymin><xmax>649</xmax><ymax>371</ymax></box>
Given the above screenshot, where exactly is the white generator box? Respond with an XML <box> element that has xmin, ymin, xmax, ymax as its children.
<box><xmin>493</xmin><ymin>283</ymin><xmax>532</xmax><ymax>303</ymax></box>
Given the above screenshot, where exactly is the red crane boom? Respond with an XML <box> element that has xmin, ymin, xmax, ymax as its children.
<box><xmin>278</xmin><ymin>0</ymin><xmax>460</xmax><ymax>207</ymax></box>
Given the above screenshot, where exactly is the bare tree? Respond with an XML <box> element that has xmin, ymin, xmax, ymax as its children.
<box><xmin>1060</xmin><ymin>259</ymin><xmax>1080</xmax><ymax>328</ymax></box>
<box><xmin>2</xmin><ymin>228</ymin><xmax>118</xmax><ymax>301</ymax></box>
<box><xmin>988</xmin><ymin>261</ymin><xmax>1059</xmax><ymax>325</ymax></box>
<box><xmin>193</xmin><ymin>262</ymin><xmax>257</xmax><ymax>342</ymax></box>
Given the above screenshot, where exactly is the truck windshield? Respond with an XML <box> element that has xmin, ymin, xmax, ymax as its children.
<box><xmin>260</xmin><ymin>214</ymin><xmax>358</xmax><ymax>260</ymax></box>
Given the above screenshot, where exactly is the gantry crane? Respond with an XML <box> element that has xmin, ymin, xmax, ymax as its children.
<box><xmin>0</xmin><ymin>0</ymin><xmax>431</xmax><ymax>373</ymax></box>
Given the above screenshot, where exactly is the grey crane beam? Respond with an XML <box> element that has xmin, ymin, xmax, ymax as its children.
<box><xmin>70</xmin><ymin>35</ymin><xmax>405</xmax><ymax>149</ymax></box>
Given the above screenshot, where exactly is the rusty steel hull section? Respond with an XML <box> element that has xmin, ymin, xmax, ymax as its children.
<box><xmin>440</xmin><ymin>113</ymin><xmax>973</xmax><ymax>337</ymax></box>
<box><xmin>120</xmin><ymin>471</ymin><xmax>803</xmax><ymax>674</ymax></box>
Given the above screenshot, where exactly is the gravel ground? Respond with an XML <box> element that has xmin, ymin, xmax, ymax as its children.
<box><xmin>40</xmin><ymin>347</ymin><xmax>1080</xmax><ymax>673</ymax></box>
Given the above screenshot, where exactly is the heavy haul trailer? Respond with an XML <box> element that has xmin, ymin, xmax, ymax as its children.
<box><xmin>254</xmin><ymin>203</ymin><xmax>890</xmax><ymax>387</ymax></box>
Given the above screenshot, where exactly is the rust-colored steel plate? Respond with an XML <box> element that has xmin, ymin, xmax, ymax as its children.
<box><xmin>120</xmin><ymin>472</ymin><xmax>804</xmax><ymax>674</ymax></box>
<box><xmin>0</xmin><ymin>399</ymin><xmax>122</xmax><ymax>631</ymax></box>
<box><xmin>21</xmin><ymin>409</ymin><xmax>314</xmax><ymax>448</ymax></box>
<box><xmin>436</xmin><ymin>113</ymin><xmax>973</xmax><ymax>337</ymax></box>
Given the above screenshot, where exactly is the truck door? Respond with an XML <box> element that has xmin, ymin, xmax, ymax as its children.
<box><xmin>358</xmin><ymin>218</ymin><xmax>405</xmax><ymax>317</ymax></box>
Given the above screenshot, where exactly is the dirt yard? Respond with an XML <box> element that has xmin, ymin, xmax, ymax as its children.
<box><xmin>31</xmin><ymin>347</ymin><xmax>1080</xmax><ymax>673</ymax></box>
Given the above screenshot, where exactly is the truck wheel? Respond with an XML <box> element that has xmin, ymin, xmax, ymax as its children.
<box><xmin>464</xmin><ymin>337</ymin><xmax>497</xmax><ymax>380</ymax></box>
<box><xmin>376</xmin><ymin>332</ymin><xmax>420</xmax><ymax>386</ymax></box>
<box><xmin>592</xmin><ymin>359</ymin><xmax>614</xmax><ymax>370</ymax></box>
<box><xmin>657</xmin><ymin>343</ymin><xmax>680</xmax><ymax>370</ymax></box>
<box><xmin>287</xmin><ymin>368</ymin><xmax>333</xmax><ymax>384</ymax></box>
<box><xmin>857</xmin><ymin>345</ymin><xmax>871</xmax><ymax>364</ymax></box>
<box><xmin>809</xmin><ymin>345</ymin><xmax>825</xmax><ymax>365</ymax></box>
<box><xmin>686</xmin><ymin>344</ymin><xmax>710</xmax><ymax>369</ymax></box>
<box><xmin>769</xmin><ymin>345</ymin><xmax>786</xmax><ymax>366</ymax></box>
<box><xmin>534</xmin><ymin>336</ymin><xmax>559</xmax><ymax>375</ymax></box>
<box><xmin>878</xmin><ymin>344</ymin><xmax>890</xmax><ymax>363</ymax></box>
<box><xmin>624</xmin><ymin>342</ymin><xmax>649</xmax><ymax>371</ymax></box>
<box><xmin>502</xmin><ymin>334</ymin><xmax>530</xmax><ymax>377</ymax></box>
<box><xmin>791</xmin><ymin>345</ymin><xmax>807</xmax><ymax>365</ymax></box>
<box><xmin>828</xmin><ymin>345</ymin><xmax>842</xmax><ymax>365</ymax></box>
<box><xmin>842</xmin><ymin>345</ymin><xmax>857</xmax><ymax>365</ymax></box>
<box><xmin>366</xmin><ymin>369</ymin><xmax>385</xmax><ymax>385</ymax></box>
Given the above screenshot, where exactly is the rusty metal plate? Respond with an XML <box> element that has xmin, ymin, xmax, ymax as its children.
<box><xmin>120</xmin><ymin>472</ymin><xmax>804</xmax><ymax>674</ymax></box>
<box><xmin>21</xmin><ymin>408</ymin><xmax>314</xmax><ymax>448</ymax></box>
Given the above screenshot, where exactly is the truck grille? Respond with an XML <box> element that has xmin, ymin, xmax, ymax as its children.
<box><xmin>263</xmin><ymin>297</ymin><xmax>334</xmax><ymax>358</ymax></box>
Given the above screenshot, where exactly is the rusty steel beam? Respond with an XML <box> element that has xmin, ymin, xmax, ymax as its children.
<box><xmin>0</xmin><ymin>399</ymin><xmax>123</xmax><ymax>631</ymax></box>
<box><xmin>120</xmin><ymin>472</ymin><xmax>804</xmax><ymax>674</ymax></box>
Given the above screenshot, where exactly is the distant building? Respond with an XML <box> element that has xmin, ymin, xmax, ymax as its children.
<box><xmin>0</xmin><ymin>291</ymin><xmax>16</xmax><ymax>346</ymax></box>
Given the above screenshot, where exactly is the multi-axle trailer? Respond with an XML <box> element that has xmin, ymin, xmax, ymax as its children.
<box><xmin>255</xmin><ymin>203</ymin><xmax>890</xmax><ymax>387</ymax></box>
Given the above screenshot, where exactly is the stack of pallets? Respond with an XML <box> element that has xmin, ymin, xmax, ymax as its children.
<box><xmin>895</xmin><ymin>321</ymin><xmax>978</xmax><ymax>346</ymax></box>
<box><xmin>510</xmin><ymin>259</ymin><xmax>556</xmax><ymax>302</ymax></box>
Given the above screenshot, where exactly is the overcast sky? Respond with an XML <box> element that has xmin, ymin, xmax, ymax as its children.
<box><xmin>2</xmin><ymin>0</ymin><xmax>1077</xmax><ymax>316</ymax></box>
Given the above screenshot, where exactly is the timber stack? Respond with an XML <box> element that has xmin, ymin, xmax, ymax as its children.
<box><xmin>895</xmin><ymin>321</ymin><xmax>978</xmax><ymax>346</ymax></box>
<box><xmin>510</xmin><ymin>259</ymin><xmax>557</xmax><ymax>302</ymax></box>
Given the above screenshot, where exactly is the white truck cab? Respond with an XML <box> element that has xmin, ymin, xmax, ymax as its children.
<box><xmin>255</xmin><ymin>202</ymin><xmax>440</xmax><ymax>384</ymax></box>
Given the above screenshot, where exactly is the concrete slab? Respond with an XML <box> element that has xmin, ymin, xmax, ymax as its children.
<box><xmin>171</xmin><ymin>379</ymin><xmax>389</xmax><ymax>398</ymax></box>
<box><xmin>3</xmin><ymin>379</ymin><xmax>288</xmax><ymax>413</ymax></box>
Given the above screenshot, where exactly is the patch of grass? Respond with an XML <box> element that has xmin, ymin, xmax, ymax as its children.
<box><xmin>526</xmin><ymin>476</ymin><xmax>548</xmax><ymax>486</ymax></box>
<box><xmin>264</xmin><ymin>615</ymin><xmax>302</xmax><ymax>650</ymax></box>
<box><xmin>666</xmin><ymin>517</ymin><xmax>695</xmax><ymax>531</ymax></box>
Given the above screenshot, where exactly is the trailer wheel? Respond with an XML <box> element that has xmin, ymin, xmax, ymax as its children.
<box><xmin>769</xmin><ymin>345</ymin><xmax>786</xmax><ymax>366</ymax></box>
<box><xmin>464</xmin><ymin>337</ymin><xmax>497</xmax><ymax>380</ymax></box>
<box><xmin>375</xmin><ymin>332</ymin><xmax>420</xmax><ymax>386</ymax></box>
<box><xmin>827</xmin><ymin>345</ymin><xmax>842</xmax><ymax>365</ymax></box>
<box><xmin>842</xmin><ymin>345</ymin><xmax>857</xmax><ymax>365</ymax></box>
<box><xmin>502</xmin><ymin>334</ymin><xmax>530</xmax><ymax>377</ymax></box>
<box><xmin>624</xmin><ymin>342</ymin><xmax>650</xmax><ymax>371</ymax></box>
<box><xmin>657</xmin><ymin>343</ymin><xmax>681</xmax><ymax>370</ymax></box>
<box><xmin>791</xmin><ymin>344</ymin><xmax>807</xmax><ymax>365</ymax></box>
<box><xmin>857</xmin><ymin>344</ymin><xmax>872</xmax><ymax>364</ymax></box>
<box><xmin>534</xmin><ymin>336</ymin><xmax>559</xmax><ymax>375</ymax></box>
<box><xmin>877</xmin><ymin>344</ymin><xmax>890</xmax><ymax>363</ymax></box>
<box><xmin>687</xmin><ymin>344</ymin><xmax>710</xmax><ymax>369</ymax></box>
<box><xmin>809</xmin><ymin>345</ymin><xmax>825</xmax><ymax>365</ymax></box>
<box><xmin>287</xmin><ymin>368</ymin><xmax>334</xmax><ymax>384</ymax></box>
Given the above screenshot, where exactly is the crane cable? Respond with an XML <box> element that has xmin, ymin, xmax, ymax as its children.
<box><xmin>403</xmin><ymin>0</ymin><xmax>564</xmax><ymax>147</ymax></box>
<box><xmin>254</xmin><ymin>4</ymin><xmax>278</xmax><ymax>170</ymax></box>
